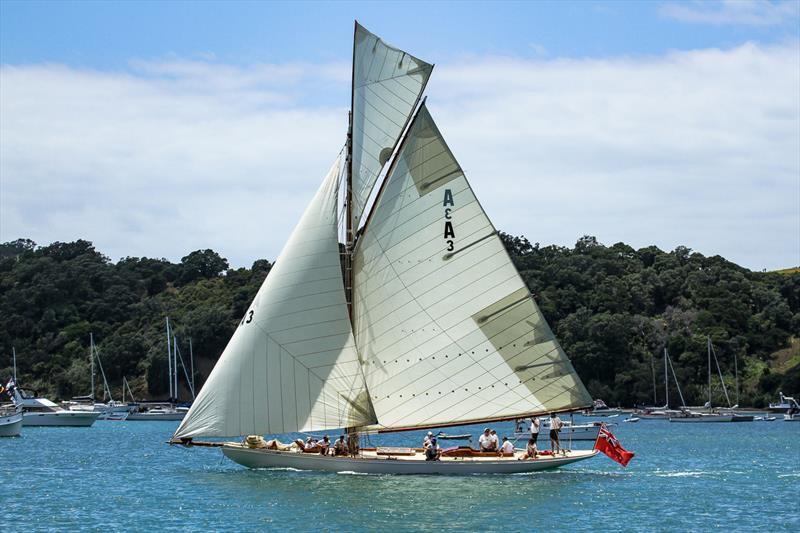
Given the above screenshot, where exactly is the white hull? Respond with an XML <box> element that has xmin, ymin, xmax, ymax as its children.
<box><xmin>583</xmin><ymin>409</ymin><xmax>623</xmax><ymax>417</ymax></box>
<box><xmin>127</xmin><ymin>412</ymin><xmax>185</xmax><ymax>421</ymax></box>
<box><xmin>670</xmin><ymin>414</ymin><xmax>734</xmax><ymax>423</ymax></box>
<box><xmin>221</xmin><ymin>445</ymin><xmax>598</xmax><ymax>474</ymax></box>
<box><xmin>22</xmin><ymin>411</ymin><xmax>99</xmax><ymax>427</ymax></box>
<box><xmin>0</xmin><ymin>412</ymin><xmax>23</xmax><ymax>437</ymax></box>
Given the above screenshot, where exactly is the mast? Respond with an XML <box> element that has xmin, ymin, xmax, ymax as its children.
<box><xmin>651</xmin><ymin>351</ymin><xmax>657</xmax><ymax>406</ymax></box>
<box><xmin>12</xmin><ymin>346</ymin><xmax>17</xmax><ymax>382</ymax></box>
<box><xmin>173</xmin><ymin>335</ymin><xmax>179</xmax><ymax>403</ymax></box>
<box><xmin>664</xmin><ymin>347</ymin><xmax>669</xmax><ymax>408</ymax></box>
<box><xmin>189</xmin><ymin>338</ymin><xmax>195</xmax><ymax>400</ymax></box>
<box><xmin>666</xmin><ymin>349</ymin><xmax>687</xmax><ymax>408</ymax></box>
<box><xmin>166</xmin><ymin>317</ymin><xmax>173</xmax><ymax>401</ymax></box>
<box><xmin>734</xmin><ymin>349</ymin><xmax>740</xmax><ymax>406</ymax></box>
<box><xmin>710</xmin><ymin>338</ymin><xmax>731</xmax><ymax>407</ymax></box>
<box><xmin>90</xmin><ymin>332</ymin><xmax>96</xmax><ymax>401</ymax></box>
<box><xmin>344</xmin><ymin>22</ymin><xmax>357</xmax><ymax>322</ymax></box>
<box><xmin>707</xmin><ymin>336</ymin><xmax>712</xmax><ymax>407</ymax></box>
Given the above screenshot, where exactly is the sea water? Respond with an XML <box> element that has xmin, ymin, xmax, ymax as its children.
<box><xmin>1</xmin><ymin>416</ymin><xmax>797</xmax><ymax>532</ymax></box>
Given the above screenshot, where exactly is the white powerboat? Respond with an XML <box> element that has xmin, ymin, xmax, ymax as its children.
<box><xmin>15</xmin><ymin>389</ymin><xmax>99</xmax><ymax>427</ymax></box>
<box><xmin>769</xmin><ymin>392</ymin><xmax>799</xmax><ymax>413</ymax></box>
<box><xmin>583</xmin><ymin>399</ymin><xmax>623</xmax><ymax>417</ymax></box>
<box><xmin>0</xmin><ymin>403</ymin><xmax>23</xmax><ymax>437</ymax></box>
<box><xmin>127</xmin><ymin>404</ymin><xmax>186</xmax><ymax>421</ymax></box>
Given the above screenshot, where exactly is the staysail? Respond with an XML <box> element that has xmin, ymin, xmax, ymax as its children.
<box><xmin>352</xmin><ymin>104</ymin><xmax>592</xmax><ymax>431</ymax></box>
<box><xmin>350</xmin><ymin>22</ymin><xmax>433</xmax><ymax>230</ymax></box>
<box><xmin>174</xmin><ymin>156</ymin><xmax>376</xmax><ymax>439</ymax></box>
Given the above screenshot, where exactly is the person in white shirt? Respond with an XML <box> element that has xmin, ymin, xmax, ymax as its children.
<box><xmin>499</xmin><ymin>436</ymin><xmax>514</xmax><ymax>456</ymax></box>
<box><xmin>478</xmin><ymin>428</ymin><xmax>494</xmax><ymax>451</ymax></box>
<box><xmin>549</xmin><ymin>413</ymin><xmax>563</xmax><ymax>454</ymax></box>
<box><xmin>489</xmin><ymin>429</ymin><xmax>499</xmax><ymax>451</ymax></box>
<box><xmin>422</xmin><ymin>431</ymin><xmax>434</xmax><ymax>450</ymax></box>
<box><xmin>519</xmin><ymin>438</ymin><xmax>538</xmax><ymax>460</ymax></box>
<box><xmin>530</xmin><ymin>416</ymin><xmax>540</xmax><ymax>447</ymax></box>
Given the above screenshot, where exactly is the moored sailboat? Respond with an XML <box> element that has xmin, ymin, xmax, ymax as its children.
<box><xmin>171</xmin><ymin>22</ymin><xmax>597</xmax><ymax>474</ymax></box>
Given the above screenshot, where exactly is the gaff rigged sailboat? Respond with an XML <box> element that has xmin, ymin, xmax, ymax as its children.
<box><xmin>171</xmin><ymin>22</ymin><xmax>597</xmax><ymax>474</ymax></box>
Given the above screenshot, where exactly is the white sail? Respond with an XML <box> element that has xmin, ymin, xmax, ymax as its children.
<box><xmin>350</xmin><ymin>22</ymin><xmax>433</xmax><ymax>230</ymax></box>
<box><xmin>352</xmin><ymin>105</ymin><xmax>592</xmax><ymax>431</ymax></box>
<box><xmin>174</xmin><ymin>156</ymin><xmax>376</xmax><ymax>439</ymax></box>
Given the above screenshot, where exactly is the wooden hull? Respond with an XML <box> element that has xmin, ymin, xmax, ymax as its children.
<box><xmin>221</xmin><ymin>445</ymin><xmax>597</xmax><ymax>474</ymax></box>
<box><xmin>22</xmin><ymin>411</ymin><xmax>99</xmax><ymax>427</ymax></box>
<box><xmin>0</xmin><ymin>411</ymin><xmax>23</xmax><ymax>437</ymax></box>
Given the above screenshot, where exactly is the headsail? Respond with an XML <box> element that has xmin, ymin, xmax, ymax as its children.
<box><xmin>352</xmin><ymin>105</ymin><xmax>592</xmax><ymax>431</ymax></box>
<box><xmin>174</xmin><ymin>156</ymin><xmax>376</xmax><ymax>439</ymax></box>
<box><xmin>350</xmin><ymin>22</ymin><xmax>433</xmax><ymax>230</ymax></box>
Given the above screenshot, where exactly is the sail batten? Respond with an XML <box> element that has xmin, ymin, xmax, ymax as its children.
<box><xmin>174</xmin><ymin>156</ymin><xmax>376</xmax><ymax>439</ymax></box>
<box><xmin>352</xmin><ymin>104</ymin><xmax>592</xmax><ymax>431</ymax></box>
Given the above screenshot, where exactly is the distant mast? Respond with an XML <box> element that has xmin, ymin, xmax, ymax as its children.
<box><xmin>90</xmin><ymin>332</ymin><xmax>96</xmax><ymax>401</ymax></box>
<box><xmin>166</xmin><ymin>317</ymin><xmax>173</xmax><ymax>402</ymax></box>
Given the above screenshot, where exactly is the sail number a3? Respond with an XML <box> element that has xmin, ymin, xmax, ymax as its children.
<box><xmin>443</xmin><ymin>188</ymin><xmax>455</xmax><ymax>251</ymax></box>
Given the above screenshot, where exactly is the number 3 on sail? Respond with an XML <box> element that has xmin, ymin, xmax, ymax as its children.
<box><xmin>170</xmin><ymin>21</ymin><xmax>598</xmax><ymax>475</ymax></box>
<box><xmin>444</xmin><ymin>189</ymin><xmax>455</xmax><ymax>252</ymax></box>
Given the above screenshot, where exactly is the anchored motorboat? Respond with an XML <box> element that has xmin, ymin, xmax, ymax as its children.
<box><xmin>0</xmin><ymin>403</ymin><xmax>23</xmax><ymax>437</ymax></box>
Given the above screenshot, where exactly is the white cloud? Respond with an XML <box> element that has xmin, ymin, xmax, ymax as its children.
<box><xmin>1</xmin><ymin>42</ymin><xmax>798</xmax><ymax>271</ymax></box>
<box><xmin>660</xmin><ymin>0</ymin><xmax>800</xmax><ymax>27</ymax></box>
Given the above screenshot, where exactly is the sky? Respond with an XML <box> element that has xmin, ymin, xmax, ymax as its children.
<box><xmin>1</xmin><ymin>0</ymin><xmax>798</xmax><ymax>271</ymax></box>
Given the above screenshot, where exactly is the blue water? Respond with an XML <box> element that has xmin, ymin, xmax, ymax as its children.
<box><xmin>2</xmin><ymin>417</ymin><xmax>798</xmax><ymax>532</ymax></box>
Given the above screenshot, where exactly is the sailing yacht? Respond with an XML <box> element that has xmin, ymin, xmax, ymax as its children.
<box><xmin>670</xmin><ymin>338</ymin><xmax>753</xmax><ymax>423</ymax></box>
<box><xmin>63</xmin><ymin>334</ymin><xmax>134</xmax><ymax>420</ymax></box>
<box><xmin>171</xmin><ymin>22</ymin><xmax>597</xmax><ymax>474</ymax></box>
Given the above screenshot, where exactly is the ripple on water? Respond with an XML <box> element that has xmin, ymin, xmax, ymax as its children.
<box><xmin>2</xmin><ymin>418</ymin><xmax>798</xmax><ymax>531</ymax></box>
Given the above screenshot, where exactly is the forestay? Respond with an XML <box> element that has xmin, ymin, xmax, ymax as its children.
<box><xmin>174</xmin><ymin>157</ymin><xmax>376</xmax><ymax>439</ymax></box>
<box><xmin>350</xmin><ymin>22</ymin><xmax>433</xmax><ymax>230</ymax></box>
<box><xmin>352</xmin><ymin>105</ymin><xmax>592</xmax><ymax>431</ymax></box>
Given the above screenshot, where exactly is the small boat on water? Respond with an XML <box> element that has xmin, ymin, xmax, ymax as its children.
<box><xmin>624</xmin><ymin>417</ymin><xmax>640</xmax><ymax>423</ymax></box>
<box><xmin>768</xmin><ymin>392</ymin><xmax>799</xmax><ymax>413</ymax></box>
<box><xmin>171</xmin><ymin>22</ymin><xmax>599</xmax><ymax>475</ymax></box>
<box><xmin>127</xmin><ymin>404</ymin><xmax>186</xmax><ymax>421</ymax></box>
<box><xmin>584</xmin><ymin>399</ymin><xmax>623</xmax><ymax>417</ymax></box>
<box><xmin>14</xmin><ymin>389</ymin><xmax>99</xmax><ymax>427</ymax></box>
<box><xmin>436</xmin><ymin>432</ymin><xmax>471</xmax><ymax>440</ymax></box>
<box><xmin>0</xmin><ymin>403</ymin><xmax>23</xmax><ymax>437</ymax></box>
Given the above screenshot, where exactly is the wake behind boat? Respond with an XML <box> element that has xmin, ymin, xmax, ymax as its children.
<box><xmin>170</xmin><ymin>22</ymin><xmax>601</xmax><ymax>475</ymax></box>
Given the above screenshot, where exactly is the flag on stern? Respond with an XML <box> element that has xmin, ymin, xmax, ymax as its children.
<box><xmin>594</xmin><ymin>423</ymin><xmax>635</xmax><ymax>467</ymax></box>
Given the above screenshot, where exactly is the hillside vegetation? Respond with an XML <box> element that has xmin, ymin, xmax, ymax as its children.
<box><xmin>1</xmin><ymin>236</ymin><xmax>797</xmax><ymax>408</ymax></box>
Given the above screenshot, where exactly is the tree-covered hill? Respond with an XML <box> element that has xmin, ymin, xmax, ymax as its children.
<box><xmin>1</xmin><ymin>236</ymin><xmax>797</xmax><ymax>408</ymax></box>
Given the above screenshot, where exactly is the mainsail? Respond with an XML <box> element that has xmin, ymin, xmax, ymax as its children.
<box><xmin>174</xmin><ymin>157</ymin><xmax>376</xmax><ymax>439</ymax></box>
<box><xmin>350</xmin><ymin>22</ymin><xmax>433</xmax><ymax>230</ymax></box>
<box><xmin>352</xmin><ymin>104</ymin><xmax>592</xmax><ymax>431</ymax></box>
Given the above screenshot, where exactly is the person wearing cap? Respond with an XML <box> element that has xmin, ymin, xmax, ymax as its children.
<box><xmin>549</xmin><ymin>413</ymin><xmax>563</xmax><ymax>455</ymax></box>
<box><xmin>479</xmin><ymin>428</ymin><xmax>495</xmax><ymax>452</ymax></box>
<box><xmin>422</xmin><ymin>431</ymin><xmax>434</xmax><ymax>450</ymax></box>
<box><xmin>425</xmin><ymin>437</ymin><xmax>441</xmax><ymax>461</ymax></box>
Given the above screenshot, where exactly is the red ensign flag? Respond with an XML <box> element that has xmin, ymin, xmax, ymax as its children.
<box><xmin>594</xmin><ymin>424</ymin><xmax>635</xmax><ymax>467</ymax></box>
